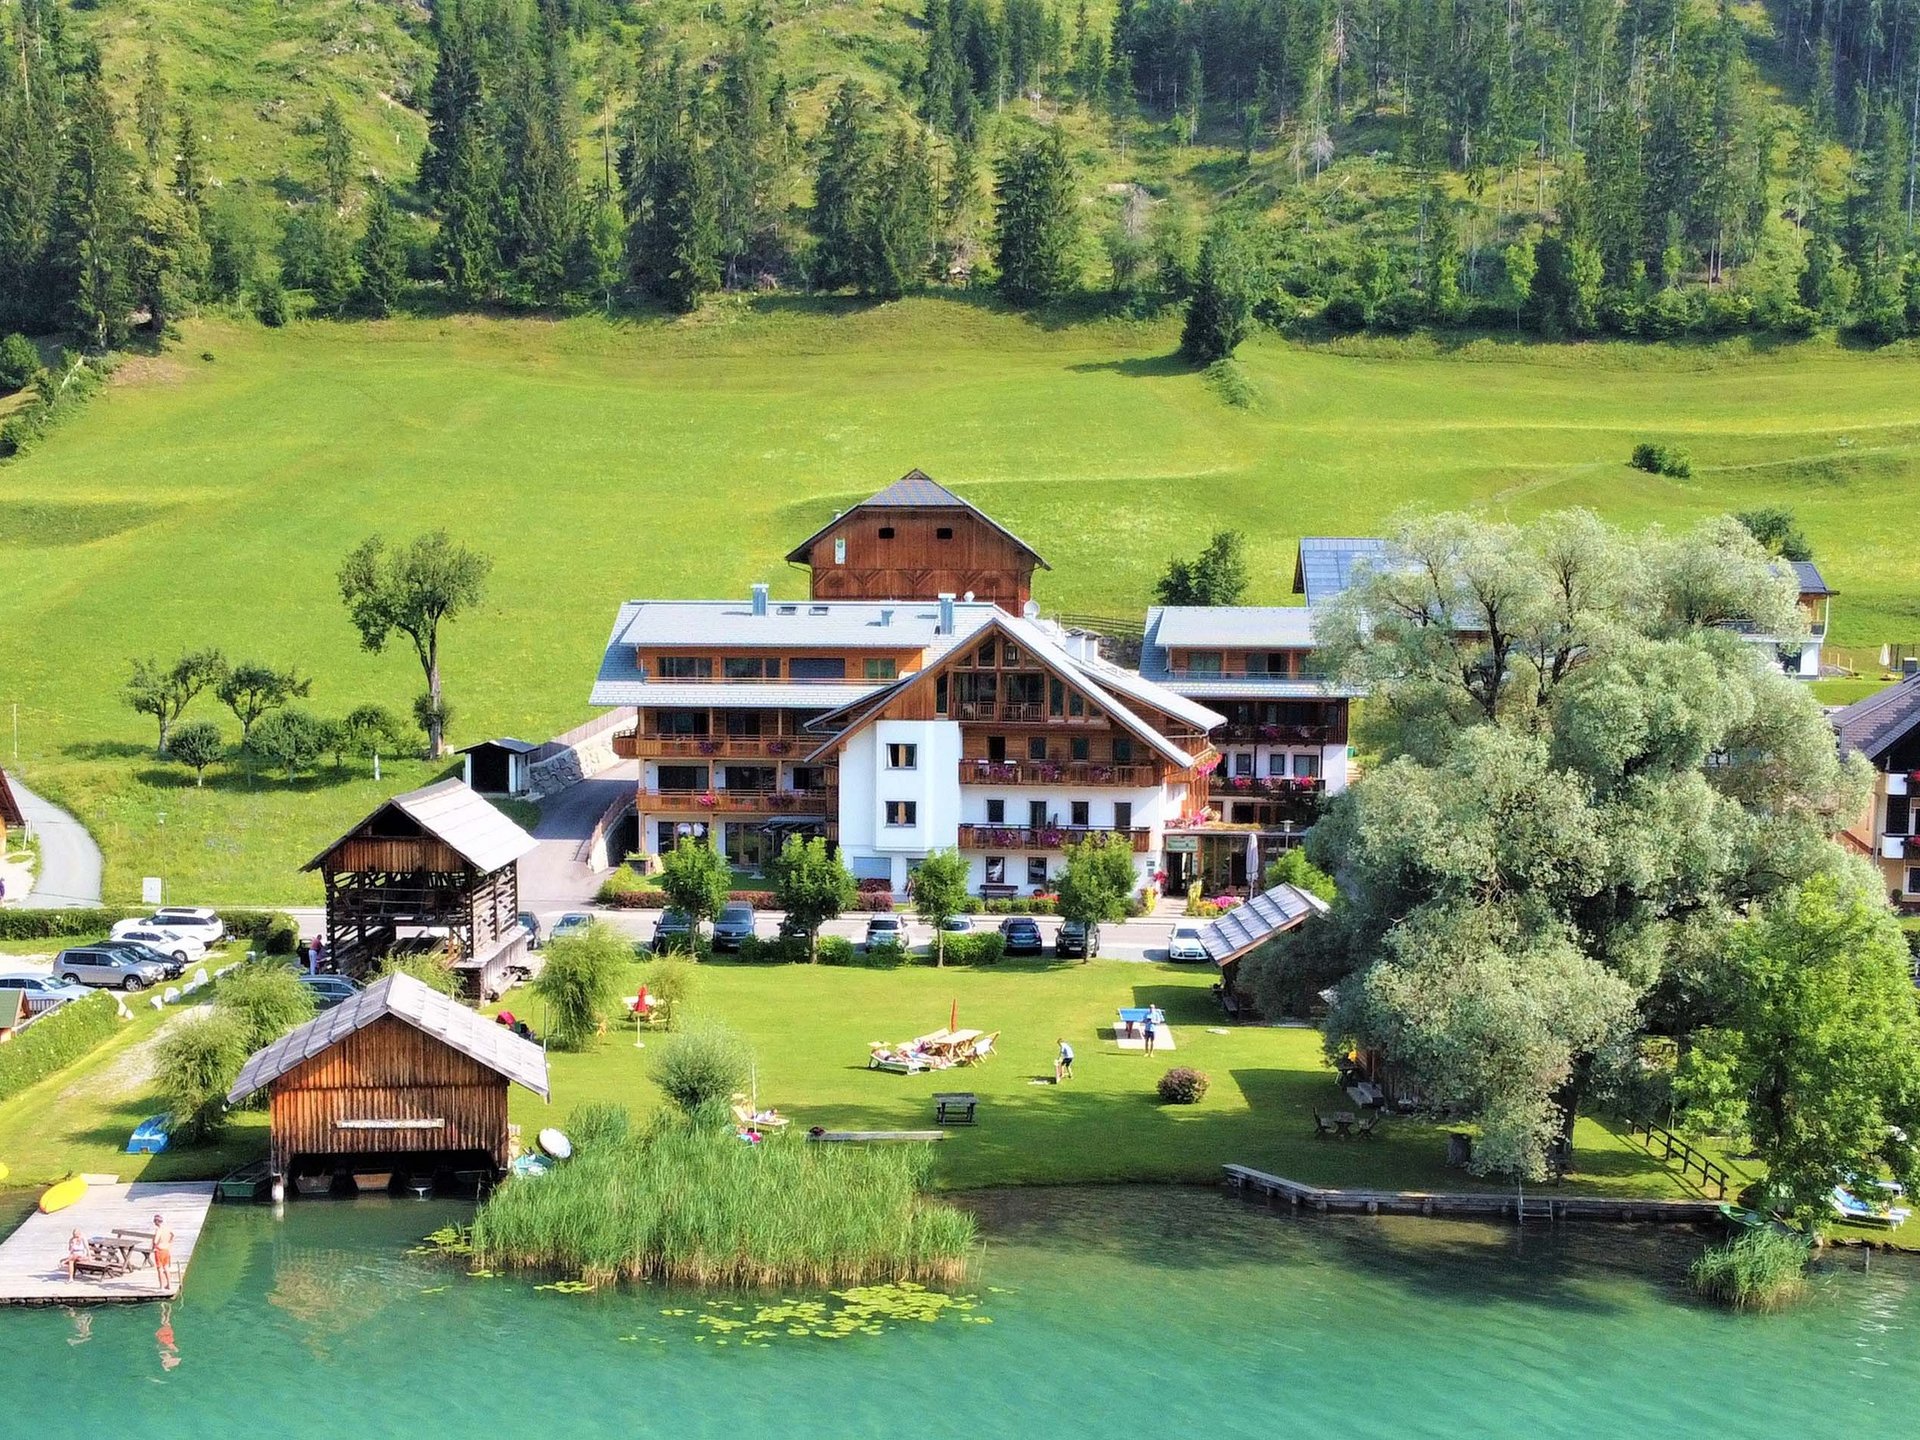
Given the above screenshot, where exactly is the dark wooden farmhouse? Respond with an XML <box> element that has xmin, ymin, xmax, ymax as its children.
<box><xmin>226</xmin><ymin>970</ymin><xmax>549</xmax><ymax>1186</ymax></box>
<box><xmin>785</xmin><ymin>469</ymin><xmax>1049</xmax><ymax>613</ymax></box>
<box><xmin>305</xmin><ymin>779</ymin><xmax>537</xmax><ymax>999</ymax></box>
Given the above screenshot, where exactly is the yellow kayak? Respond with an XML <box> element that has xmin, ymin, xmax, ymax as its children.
<box><xmin>39</xmin><ymin>1176</ymin><xmax>87</xmax><ymax>1214</ymax></box>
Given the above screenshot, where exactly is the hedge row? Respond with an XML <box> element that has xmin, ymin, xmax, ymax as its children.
<box><xmin>0</xmin><ymin>992</ymin><xmax>122</xmax><ymax>1105</ymax></box>
<box><xmin>0</xmin><ymin>907</ymin><xmax>140</xmax><ymax>940</ymax></box>
<box><xmin>730</xmin><ymin>931</ymin><xmax>1009</xmax><ymax>967</ymax></box>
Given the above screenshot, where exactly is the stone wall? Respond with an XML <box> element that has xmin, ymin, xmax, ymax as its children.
<box><xmin>527</xmin><ymin>709</ymin><xmax>629</xmax><ymax>800</ymax></box>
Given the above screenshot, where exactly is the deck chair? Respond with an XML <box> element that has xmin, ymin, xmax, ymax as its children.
<box><xmin>1353</xmin><ymin>1113</ymin><xmax>1382</xmax><ymax>1140</ymax></box>
<box><xmin>1312</xmin><ymin>1112</ymin><xmax>1338</xmax><ymax>1139</ymax></box>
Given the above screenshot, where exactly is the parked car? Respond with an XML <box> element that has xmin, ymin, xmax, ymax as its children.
<box><xmin>514</xmin><ymin>912</ymin><xmax>543</xmax><ymax>950</ymax></box>
<box><xmin>97</xmin><ymin>939</ymin><xmax>188</xmax><ymax>980</ymax></box>
<box><xmin>0</xmin><ymin>971</ymin><xmax>91</xmax><ymax>1015</ymax></box>
<box><xmin>864</xmin><ymin>915</ymin><xmax>907</xmax><ymax>952</ymax></box>
<box><xmin>652</xmin><ymin>910</ymin><xmax>703</xmax><ymax>953</ymax></box>
<box><xmin>1166</xmin><ymin>925</ymin><xmax>1210</xmax><ymax>963</ymax></box>
<box><xmin>298</xmin><ymin>974</ymin><xmax>364</xmax><ymax>1009</ymax></box>
<box><xmin>940</xmin><ymin>915</ymin><xmax>973</xmax><ymax>934</ymax></box>
<box><xmin>712</xmin><ymin>902</ymin><xmax>757</xmax><ymax>952</ymax></box>
<box><xmin>108</xmin><ymin>921</ymin><xmax>206</xmax><ymax>964</ymax></box>
<box><xmin>145</xmin><ymin>906</ymin><xmax>226</xmax><ymax>947</ymax></box>
<box><xmin>53</xmin><ymin>946</ymin><xmax>168</xmax><ymax>991</ymax></box>
<box><xmin>551</xmin><ymin>913</ymin><xmax>592</xmax><ymax>942</ymax></box>
<box><xmin>1055</xmin><ymin>919</ymin><xmax>1100</xmax><ymax>959</ymax></box>
<box><xmin>998</xmin><ymin>917</ymin><xmax>1044</xmax><ymax>956</ymax></box>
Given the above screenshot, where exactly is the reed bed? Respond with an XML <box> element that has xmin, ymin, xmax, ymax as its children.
<box><xmin>1688</xmin><ymin>1227</ymin><xmax>1812</xmax><ymax>1311</ymax></box>
<box><xmin>473</xmin><ymin>1104</ymin><xmax>978</xmax><ymax>1289</ymax></box>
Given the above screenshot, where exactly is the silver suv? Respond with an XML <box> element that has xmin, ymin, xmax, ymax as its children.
<box><xmin>53</xmin><ymin>946</ymin><xmax>168</xmax><ymax>991</ymax></box>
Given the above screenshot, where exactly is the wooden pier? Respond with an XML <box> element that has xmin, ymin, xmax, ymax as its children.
<box><xmin>1223</xmin><ymin>1165</ymin><xmax>1723</xmax><ymax>1225</ymax></box>
<box><xmin>0</xmin><ymin>1181</ymin><xmax>217</xmax><ymax>1305</ymax></box>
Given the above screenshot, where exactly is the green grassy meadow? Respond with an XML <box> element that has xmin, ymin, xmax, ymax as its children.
<box><xmin>5</xmin><ymin>302</ymin><xmax>1920</xmax><ymax>901</ymax></box>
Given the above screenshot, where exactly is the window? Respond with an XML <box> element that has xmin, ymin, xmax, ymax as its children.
<box><xmin>977</xmin><ymin>641</ymin><xmax>996</xmax><ymax>666</ymax></box>
<box><xmin>878</xmin><ymin>526</ymin><xmax>896</xmax><ymax>539</ymax></box>
<box><xmin>986</xmin><ymin>735</ymin><xmax>1006</xmax><ymax>761</ymax></box>
<box><xmin>985</xmin><ymin>856</ymin><xmax>1006</xmax><ymax>884</ymax></box>
<box><xmin>791</xmin><ymin>766</ymin><xmax>828</xmax><ymax>791</ymax></box>
<box><xmin>1003</xmin><ymin>642</ymin><xmax>1021</xmax><ymax>666</ymax></box>
<box><xmin>833</xmin><ymin>537</ymin><xmax>846</xmax><ymax>565</ymax></box>
<box><xmin>1027</xmin><ymin>857</ymin><xmax>1049</xmax><ymax>886</ymax></box>
<box><xmin>1232</xmin><ymin>752</ymin><xmax>1254</xmax><ymax>778</ymax></box>
<box><xmin>789</xmin><ymin>657</ymin><xmax>847</xmax><ymax>681</ymax></box>
<box><xmin>1028</xmin><ymin>800</ymin><xmax>1048</xmax><ymax>828</ymax></box>
<box><xmin>724</xmin><ymin>657</ymin><xmax>776</xmax><ymax>680</ymax></box>
<box><xmin>1070</xmin><ymin>737</ymin><xmax>1089</xmax><ymax>761</ymax></box>
<box><xmin>656</xmin><ymin>709</ymin><xmax>706</xmax><ymax>736</ymax></box>
<box><xmin>1907</xmin><ymin>865</ymin><xmax>1920</xmax><ymax>895</ymax></box>
<box><xmin>1113</xmin><ymin>801</ymin><xmax>1132</xmax><ymax>831</ymax></box>
<box><xmin>657</xmin><ymin>764</ymin><xmax>710</xmax><ymax>791</ymax></box>
<box><xmin>1112</xmin><ymin>738</ymin><xmax>1134</xmax><ymax>764</ymax></box>
<box><xmin>724</xmin><ymin>711</ymin><xmax>763</xmax><ymax>737</ymax></box>
<box><xmin>1028</xmin><ymin>737</ymin><xmax>1048</xmax><ymax>761</ymax></box>
<box><xmin>886</xmin><ymin>800</ymin><xmax>917</xmax><ymax>827</ymax></box>
<box><xmin>887</xmin><ymin>743</ymin><xmax>918</xmax><ymax>770</ymax></box>
<box><xmin>935</xmin><ymin>675</ymin><xmax>949</xmax><ymax>716</ymax></box>
<box><xmin>658</xmin><ymin>656</ymin><xmax>713</xmax><ymax>680</ymax></box>
<box><xmin>936</xmin><ymin>527</ymin><xmax>954</xmax><ymax>540</ymax></box>
<box><xmin>1293</xmin><ymin>752</ymin><xmax>1321</xmax><ymax>779</ymax></box>
<box><xmin>1186</xmin><ymin>651</ymin><xmax>1223</xmax><ymax>678</ymax></box>
<box><xmin>724</xmin><ymin>765</ymin><xmax>775</xmax><ymax>792</ymax></box>
<box><xmin>986</xmin><ymin>799</ymin><xmax>1006</xmax><ymax>824</ymax></box>
<box><xmin>1070</xmin><ymin>801</ymin><xmax>1090</xmax><ymax>827</ymax></box>
<box><xmin>865</xmin><ymin>658</ymin><xmax>898</xmax><ymax>681</ymax></box>
<box><xmin>1890</xmin><ymin>794</ymin><xmax>1912</xmax><ymax>836</ymax></box>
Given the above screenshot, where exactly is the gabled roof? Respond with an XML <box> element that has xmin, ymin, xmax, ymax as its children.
<box><xmin>455</xmin><ymin>738</ymin><xmax>539</xmax><ymax>756</ymax></box>
<box><xmin>227</xmin><ymin>971</ymin><xmax>549</xmax><ymax>1104</ymax></box>
<box><xmin>1194</xmin><ymin>881</ymin><xmax>1331</xmax><ymax>966</ymax></box>
<box><xmin>1138</xmin><ymin>608</ymin><xmax>1363</xmax><ymax>700</ymax></box>
<box><xmin>782</xmin><ymin>469</ymin><xmax>1050</xmax><ymax>568</ymax></box>
<box><xmin>802</xmin><ymin>611</ymin><xmax>1222</xmax><ymax>768</ymax></box>
<box><xmin>0</xmin><ymin>769</ymin><xmax>23</xmax><ymax>831</ymax></box>
<box><xmin>1293</xmin><ymin>537</ymin><xmax>1388</xmax><ymax>607</ymax></box>
<box><xmin>1787</xmin><ymin>559</ymin><xmax>1834</xmax><ymax>597</ymax></box>
<box><xmin>304</xmin><ymin>779</ymin><xmax>537</xmax><ymax>874</ymax></box>
<box><xmin>1832</xmin><ymin>674</ymin><xmax>1920</xmax><ymax>762</ymax></box>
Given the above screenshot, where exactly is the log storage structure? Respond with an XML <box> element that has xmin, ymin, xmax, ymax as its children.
<box><xmin>226</xmin><ymin>971</ymin><xmax>549</xmax><ymax>1186</ymax></box>
<box><xmin>305</xmin><ymin>778</ymin><xmax>537</xmax><ymax>999</ymax></box>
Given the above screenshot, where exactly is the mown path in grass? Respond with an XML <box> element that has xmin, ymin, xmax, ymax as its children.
<box><xmin>4</xmin><ymin>303</ymin><xmax>1919</xmax><ymax>902</ymax></box>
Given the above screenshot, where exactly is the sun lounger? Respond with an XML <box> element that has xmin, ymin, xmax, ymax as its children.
<box><xmin>956</xmin><ymin>1031</ymin><xmax>998</xmax><ymax>1065</ymax></box>
<box><xmin>868</xmin><ymin>1047</ymin><xmax>930</xmax><ymax>1074</ymax></box>
<box><xmin>731</xmin><ymin>1100</ymin><xmax>790</xmax><ymax>1130</ymax></box>
<box><xmin>1831</xmin><ymin>1186</ymin><xmax>1912</xmax><ymax>1227</ymax></box>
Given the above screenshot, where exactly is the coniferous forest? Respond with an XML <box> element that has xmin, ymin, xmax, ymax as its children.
<box><xmin>3</xmin><ymin>0</ymin><xmax>1920</xmax><ymax>348</ymax></box>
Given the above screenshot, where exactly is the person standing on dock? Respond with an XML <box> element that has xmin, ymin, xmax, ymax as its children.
<box><xmin>151</xmin><ymin>1215</ymin><xmax>174</xmax><ymax>1291</ymax></box>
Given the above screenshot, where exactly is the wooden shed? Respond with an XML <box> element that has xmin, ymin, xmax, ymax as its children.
<box><xmin>0</xmin><ymin>768</ymin><xmax>24</xmax><ymax>837</ymax></box>
<box><xmin>305</xmin><ymin>779</ymin><xmax>537</xmax><ymax>999</ymax></box>
<box><xmin>226</xmin><ymin>971</ymin><xmax>549</xmax><ymax>1184</ymax></box>
<box><xmin>457</xmin><ymin>738</ymin><xmax>538</xmax><ymax>798</ymax></box>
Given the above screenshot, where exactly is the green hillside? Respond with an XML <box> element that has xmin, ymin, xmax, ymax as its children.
<box><xmin>3</xmin><ymin>302</ymin><xmax>1918</xmax><ymax>902</ymax></box>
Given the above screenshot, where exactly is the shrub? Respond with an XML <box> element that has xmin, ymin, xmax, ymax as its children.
<box><xmin>596</xmin><ymin>868</ymin><xmax>655</xmax><ymax>905</ymax></box>
<box><xmin>1203</xmin><ymin>357</ymin><xmax>1257</xmax><ymax>408</ymax></box>
<box><xmin>862</xmin><ymin>891</ymin><xmax>895</xmax><ymax>913</ymax></box>
<box><xmin>728</xmin><ymin>890</ymin><xmax>779</xmax><ymax>909</ymax></box>
<box><xmin>533</xmin><ymin>921</ymin><xmax>629</xmax><ymax>1050</ymax></box>
<box><xmin>650</xmin><ymin>1022</ymin><xmax>751</xmax><ymax>1118</ymax></box>
<box><xmin>1630</xmin><ymin>442</ymin><xmax>1692</xmax><ymax>479</ymax></box>
<box><xmin>937</xmin><ymin>932</ymin><xmax>1005</xmax><ymax>966</ymax></box>
<box><xmin>0</xmin><ymin>332</ymin><xmax>42</xmax><ymax>392</ymax></box>
<box><xmin>1688</xmin><ymin>1228</ymin><xmax>1811</xmax><ymax>1311</ymax></box>
<box><xmin>0</xmin><ymin>993</ymin><xmax>120</xmax><ymax>1105</ymax></box>
<box><xmin>0</xmin><ymin>907</ymin><xmax>141</xmax><ymax>940</ymax></box>
<box><xmin>816</xmin><ymin>936</ymin><xmax>857</xmax><ymax>966</ymax></box>
<box><xmin>219</xmin><ymin>909</ymin><xmax>301</xmax><ymax>955</ymax></box>
<box><xmin>1190</xmin><ymin>899</ymin><xmax>1224</xmax><ymax>919</ymax></box>
<box><xmin>155</xmin><ymin>1011</ymin><xmax>252</xmax><ymax>1142</ymax></box>
<box><xmin>736</xmin><ymin>934</ymin><xmax>807</xmax><ymax>964</ymax></box>
<box><xmin>644</xmin><ymin>955</ymin><xmax>697</xmax><ymax>1027</ymax></box>
<box><xmin>378</xmin><ymin>952</ymin><xmax>460</xmax><ymax>995</ymax></box>
<box><xmin>857</xmin><ymin>938</ymin><xmax>909</xmax><ymax>969</ymax></box>
<box><xmin>1157</xmin><ymin>1067</ymin><xmax>1211</xmax><ymax>1104</ymax></box>
<box><xmin>215</xmin><ymin>962</ymin><xmax>317</xmax><ymax>1049</ymax></box>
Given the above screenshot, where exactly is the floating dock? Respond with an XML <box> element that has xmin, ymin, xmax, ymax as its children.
<box><xmin>0</xmin><ymin>1181</ymin><xmax>217</xmax><ymax>1304</ymax></box>
<box><xmin>1223</xmin><ymin>1165</ymin><xmax>1723</xmax><ymax>1224</ymax></box>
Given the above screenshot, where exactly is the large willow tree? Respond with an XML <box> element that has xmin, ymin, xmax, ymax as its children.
<box><xmin>1245</xmin><ymin>510</ymin><xmax>1872</xmax><ymax>1178</ymax></box>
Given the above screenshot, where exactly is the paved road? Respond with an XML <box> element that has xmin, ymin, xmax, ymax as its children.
<box><xmin>517</xmin><ymin>761</ymin><xmax>637</xmax><ymax>913</ymax></box>
<box><xmin>10</xmin><ymin>778</ymin><xmax>103</xmax><ymax>908</ymax></box>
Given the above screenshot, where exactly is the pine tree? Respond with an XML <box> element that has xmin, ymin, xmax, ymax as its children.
<box><xmin>633</xmin><ymin>134</ymin><xmax>720</xmax><ymax>312</ymax></box>
<box><xmin>857</xmin><ymin>124</ymin><xmax>936</xmax><ymax>297</ymax></box>
<box><xmin>130</xmin><ymin>183</ymin><xmax>206</xmax><ymax>335</ymax></box>
<box><xmin>436</xmin><ymin>125</ymin><xmax>502</xmax><ymax>303</ymax></box>
<box><xmin>135</xmin><ymin>47</ymin><xmax>168</xmax><ymax>169</ymax></box>
<box><xmin>173</xmin><ymin>109</ymin><xmax>209</xmax><ymax>212</ymax></box>
<box><xmin>938</xmin><ymin>135</ymin><xmax>980</xmax><ymax>279</ymax></box>
<box><xmin>811</xmin><ymin>80</ymin><xmax>876</xmax><ymax>289</ymax></box>
<box><xmin>420</xmin><ymin>0</ymin><xmax>482</xmax><ymax>202</ymax></box>
<box><xmin>50</xmin><ymin>52</ymin><xmax>137</xmax><ymax>349</ymax></box>
<box><xmin>356</xmin><ymin>185</ymin><xmax>406</xmax><ymax>315</ymax></box>
<box><xmin>992</xmin><ymin>126</ymin><xmax>1080</xmax><ymax>304</ymax></box>
<box><xmin>0</xmin><ymin>3</ymin><xmax>66</xmax><ymax>332</ymax></box>
<box><xmin>317</xmin><ymin>94</ymin><xmax>353</xmax><ymax>208</ymax></box>
<box><xmin>1180</xmin><ymin>221</ymin><xmax>1254</xmax><ymax>361</ymax></box>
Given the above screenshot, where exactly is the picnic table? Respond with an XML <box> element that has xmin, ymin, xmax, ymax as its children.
<box><xmin>1115</xmin><ymin>1007</ymin><xmax>1166</xmax><ymax>1038</ymax></box>
<box><xmin>80</xmin><ymin>1231</ymin><xmax>153</xmax><ymax>1277</ymax></box>
<box><xmin>933</xmin><ymin>1092</ymin><xmax>977</xmax><ymax>1126</ymax></box>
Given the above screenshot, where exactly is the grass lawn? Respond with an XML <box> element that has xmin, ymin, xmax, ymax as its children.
<box><xmin>5</xmin><ymin>305</ymin><xmax>1920</xmax><ymax>903</ymax></box>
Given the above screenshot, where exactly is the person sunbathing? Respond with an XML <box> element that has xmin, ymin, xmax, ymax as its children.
<box><xmin>64</xmin><ymin>1230</ymin><xmax>90</xmax><ymax>1281</ymax></box>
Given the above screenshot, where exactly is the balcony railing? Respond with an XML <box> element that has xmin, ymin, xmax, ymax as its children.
<box><xmin>1216</xmin><ymin>723</ymin><xmax>1335</xmax><ymax>745</ymax></box>
<box><xmin>641</xmin><ymin>788</ymin><xmax>833</xmax><ymax>814</ymax></box>
<box><xmin>958</xmin><ymin>824</ymin><xmax>1153</xmax><ymax>853</ymax></box>
<box><xmin>950</xmin><ymin>701</ymin><xmax>1103</xmax><ymax>724</ymax></box>
<box><xmin>615</xmin><ymin>732</ymin><xmax>820</xmax><ymax>760</ymax></box>
<box><xmin>1168</xmin><ymin>667</ymin><xmax>1330</xmax><ymax>682</ymax></box>
<box><xmin>1209</xmin><ymin>775</ymin><xmax>1325</xmax><ymax>799</ymax></box>
<box><xmin>960</xmin><ymin>759</ymin><xmax>1158</xmax><ymax>787</ymax></box>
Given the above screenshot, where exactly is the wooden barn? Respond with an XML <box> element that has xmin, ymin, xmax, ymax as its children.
<box><xmin>785</xmin><ymin>469</ymin><xmax>1049</xmax><ymax>613</ymax></box>
<box><xmin>226</xmin><ymin>970</ymin><xmax>549</xmax><ymax>1185</ymax></box>
<box><xmin>0</xmin><ymin>768</ymin><xmax>24</xmax><ymax>838</ymax></box>
<box><xmin>306</xmin><ymin>779</ymin><xmax>536</xmax><ymax>999</ymax></box>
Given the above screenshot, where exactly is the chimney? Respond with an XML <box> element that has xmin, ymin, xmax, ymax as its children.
<box><xmin>751</xmin><ymin>582</ymin><xmax>769</xmax><ymax>617</ymax></box>
<box><xmin>937</xmin><ymin>592</ymin><xmax>956</xmax><ymax>634</ymax></box>
<box><xmin>880</xmin><ymin>608</ymin><xmax>894</xmax><ymax>627</ymax></box>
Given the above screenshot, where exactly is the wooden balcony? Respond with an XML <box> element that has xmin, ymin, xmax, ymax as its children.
<box><xmin>957</xmin><ymin>824</ymin><xmax>1153</xmax><ymax>853</ymax></box>
<box><xmin>1216</xmin><ymin>723</ymin><xmax>1336</xmax><ymax>745</ymax></box>
<box><xmin>950</xmin><ymin>701</ymin><xmax>1104</xmax><ymax>725</ymax></box>
<box><xmin>959</xmin><ymin>759</ymin><xmax>1158</xmax><ymax>788</ymax></box>
<box><xmin>640</xmin><ymin>788</ymin><xmax>833</xmax><ymax>815</ymax></box>
<box><xmin>1208</xmin><ymin>777</ymin><xmax>1323</xmax><ymax>827</ymax></box>
<box><xmin>614</xmin><ymin>732</ymin><xmax>818</xmax><ymax>760</ymax></box>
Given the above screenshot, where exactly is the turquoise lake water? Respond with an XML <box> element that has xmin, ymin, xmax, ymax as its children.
<box><xmin>1</xmin><ymin>1187</ymin><xmax>1914</xmax><ymax>1438</ymax></box>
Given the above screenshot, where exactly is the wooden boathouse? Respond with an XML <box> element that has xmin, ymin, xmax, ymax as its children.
<box><xmin>305</xmin><ymin>778</ymin><xmax>536</xmax><ymax>999</ymax></box>
<box><xmin>226</xmin><ymin>970</ymin><xmax>549</xmax><ymax>1187</ymax></box>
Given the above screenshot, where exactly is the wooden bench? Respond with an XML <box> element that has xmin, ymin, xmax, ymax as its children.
<box><xmin>978</xmin><ymin>884</ymin><xmax>1018</xmax><ymax>901</ymax></box>
<box><xmin>933</xmin><ymin>1092</ymin><xmax>978</xmax><ymax>1126</ymax></box>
